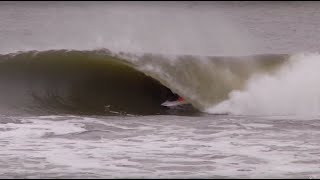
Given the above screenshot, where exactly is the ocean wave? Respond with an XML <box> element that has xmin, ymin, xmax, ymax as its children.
<box><xmin>0</xmin><ymin>49</ymin><xmax>287</xmax><ymax>116</ymax></box>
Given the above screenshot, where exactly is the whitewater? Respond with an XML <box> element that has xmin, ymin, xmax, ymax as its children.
<box><xmin>1</xmin><ymin>1</ymin><xmax>320</xmax><ymax>178</ymax></box>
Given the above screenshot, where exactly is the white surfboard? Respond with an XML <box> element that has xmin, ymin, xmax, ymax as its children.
<box><xmin>161</xmin><ymin>100</ymin><xmax>189</xmax><ymax>107</ymax></box>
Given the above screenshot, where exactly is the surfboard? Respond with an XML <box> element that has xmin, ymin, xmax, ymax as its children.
<box><xmin>161</xmin><ymin>100</ymin><xmax>189</xmax><ymax>107</ymax></box>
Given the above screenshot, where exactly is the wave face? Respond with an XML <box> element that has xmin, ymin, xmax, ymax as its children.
<box><xmin>0</xmin><ymin>50</ymin><xmax>176</xmax><ymax>116</ymax></box>
<box><xmin>0</xmin><ymin>49</ymin><xmax>287</xmax><ymax>116</ymax></box>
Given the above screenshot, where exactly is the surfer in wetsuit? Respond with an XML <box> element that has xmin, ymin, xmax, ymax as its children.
<box><xmin>161</xmin><ymin>87</ymin><xmax>186</xmax><ymax>106</ymax></box>
<box><xmin>177</xmin><ymin>96</ymin><xmax>185</xmax><ymax>102</ymax></box>
<box><xmin>167</xmin><ymin>93</ymin><xmax>185</xmax><ymax>103</ymax></box>
<box><xmin>161</xmin><ymin>91</ymin><xmax>188</xmax><ymax>107</ymax></box>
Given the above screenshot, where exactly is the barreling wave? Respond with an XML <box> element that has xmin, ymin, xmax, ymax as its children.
<box><xmin>0</xmin><ymin>48</ymin><xmax>288</xmax><ymax>116</ymax></box>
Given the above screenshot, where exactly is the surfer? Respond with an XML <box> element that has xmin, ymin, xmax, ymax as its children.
<box><xmin>161</xmin><ymin>93</ymin><xmax>187</xmax><ymax>107</ymax></box>
<box><xmin>168</xmin><ymin>93</ymin><xmax>185</xmax><ymax>102</ymax></box>
<box><xmin>177</xmin><ymin>96</ymin><xmax>185</xmax><ymax>102</ymax></box>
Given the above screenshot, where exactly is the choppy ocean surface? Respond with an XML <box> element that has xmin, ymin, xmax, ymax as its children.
<box><xmin>1</xmin><ymin>1</ymin><xmax>320</xmax><ymax>178</ymax></box>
